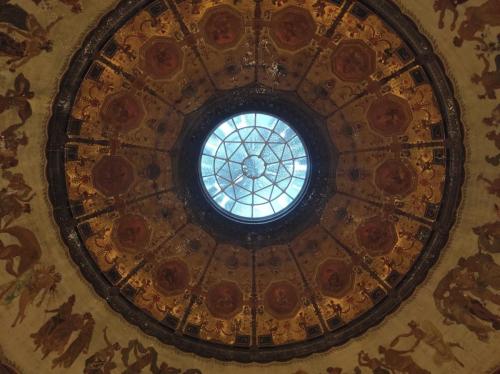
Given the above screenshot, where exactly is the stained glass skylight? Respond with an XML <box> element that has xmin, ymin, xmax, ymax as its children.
<box><xmin>199</xmin><ymin>113</ymin><xmax>309</xmax><ymax>222</ymax></box>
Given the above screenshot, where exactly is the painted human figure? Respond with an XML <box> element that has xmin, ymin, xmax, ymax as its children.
<box><xmin>477</xmin><ymin>174</ymin><xmax>500</xmax><ymax>198</ymax></box>
<box><xmin>57</xmin><ymin>0</ymin><xmax>82</xmax><ymax>13</ymax></box>
<box><xmin>377</xmin><ymin>346</ymin><xmax>430</xmax><ymax>374</ymax></box>
<box><xmin>208</xmin><ymin>13</ymin><xmax>237</xmax><ymax>46</ymax></box>
<box><xmin>10</xmin><ymin>265</ymin><xmax>61</xmax><ymax>327</ymax></box>
<box><xmin>0</xmin><ymin>0</ymin><xmax>62</xmax><ymax>71</ymax></box>
<box><xmin>453</xmin><ymin>0</ymin><xmax>500</xmax><ymax>47</ymax></box>
<box><xmin>325</xmin><ymin>368</ymin><xmax>343</xmax><ymax>374</ymax></box>
<box><xmin>0</xmin><ymin>73</ymin><xmax>33</xmax><ymax>127</ymax></box>
<box><xmin>84</xmin><ymin>327</ymin><xmax>121</xmax><ymax>374</ymax></box>
<box><xmin>160</xmin><ymin>266</ymin><xmax>178</xmax><ymax>290</ymax></box>
<box><xmin>464</xmin><ymin>295</ymin><xmax>500</xmax><ymax>329</ymax></box>
<box><xmin>486</xmin><ymin>130</ymin><xmax>500</xmax><ymax>150</ymax></box>
<box><xmin>485</xmin><ymin>128</ymin><xmax>500</xmax><ymax>165</ymax></box>
<box><xmin>0</xmin><ymin>226</ymin><xmax>41</xmax><ymax>277</ymax></box>
<box><xmin>0</xmin><ymin>127</ymin><xmax>27</xmax><ymax>170</ymax></box>
<box><xmin>2</xmin><ymin>171</ymin><xmax>32</xmax><ymax>201</ymax></box>
<box><xmin>278</xmin><ymin>16</ymin><xmax>309</xmax><ymax>45</ymax></box>
<box><xmin>0</xmin><ymin>362</ymin><xmax>18</xmax><ymax>374</ymax></box>
<box><xmin>375</xmin><ymin>107</ymin><xmax>405</xmax><ymax>132</ymax></box>
<box><xmin>41</xmin><ymin>309</ymin><xmax>85</xmax><ymax>359</ymax></box>
<box><xmin>459</xmin><ymin>253</ymin><xmax>500</xmax><ymax>290</ymax></box>
<box><xmin>0</xmin><ymin>189</ymin><xmax>32</xmax><ymax>228</ymax></box>
<box><xmin>273</xmin><ymin>286</ymin><xmax>291</xmax><ymax>308</ymax></box>
<box><xmin>0</xmin><ymin>170</ymin><xmax>33</xmax><ymax>229</ymax></box>
<box><xmin>434</xmin><ymin>266</ymin><xmax>500</xmax><ymax>340</ymax></box>
<box><xmin>52</xmin><ymin>313</ymin><xmax>95</xmax><ymax>368</ymax></box>
<box><xmin>31</xmin><ymin>0</ymin><xmax>82</xmax><ymax>13</ymax></box>
<box><xmin>31</xmin><ymin>295</ymin><xmax>76</xmax><ymax>353</ymax></box>
<box><xmin>390</xmin><ymin>320</ymin><xmax>464</xmax><ymax>367</ymax></box>
<box><xmin>337</xmin><ymin>48</ymin><xmax>369</xmax><ymax>78</ymax></box>
<box><xmin>0</xmin><ymin>73</ymin><xmax>32</xmax><ymax>171</ymax></box>
<box><xmin>121</xmin><ymin>339</ymin><xmax>160</xmax><ymax>374</ymax></box>
<box><xmin>215</xmin><ymin>288</ymin><xmax>236</xmax><ymax>312</ymax></box>
<box><xmin>358</xmin><ymin>350</ymin><xmax>391</xmax><ymax>374</ymax></box>
<box><xmin>483</xmin><ymin>104</ymin><xmax>500</xmax><ymax>127</ymax></box>
<box><xmin>433</xmin><ymin>0</ymin><xmax>469</xmax><ymax>30</ymax></box>
<box><xmin>471</xmin><ymin>55</ymin><xmax>500</xmax><ymax>100</ymax></box>
<box><xmin>473</xmin><ymin>219</ymin><xmax>500</xmax><ymax>254</ymax></box>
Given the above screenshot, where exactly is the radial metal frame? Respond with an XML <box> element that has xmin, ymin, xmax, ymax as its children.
<box><xmin>200</xmin><ymin>112</ymin><xmax>310</xmax><ymax>222</ymax></box>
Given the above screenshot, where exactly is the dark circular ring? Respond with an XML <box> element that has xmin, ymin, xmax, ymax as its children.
<box><xmin>175</xmin><ymin>87</ymin><xmax>334</xmax><ymax>247</ymax></box>
<box><xmin>46</xmin><ymin>0</ymin><xmax>465</xmax><ymax>363</ymax></box>
<box><xmin>196</xmin><ymin>109</ymin><xmax>312</xmax><ymax>225</ymax></box>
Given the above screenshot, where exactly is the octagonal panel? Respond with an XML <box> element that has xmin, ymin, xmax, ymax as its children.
<box><xmin>263</xmin><ymin>280</ymin><xmax>300</xmax><ymax>320</ymax></box>
<box><xmin>99</xmin><ymin>91</ymin><xmax>145</xmax><ymax>133</ymax></box>
<box><xmin>139</xmin><ymin>37</ymin><xmax>183</xmax><ymax>80</ymax></box>
<box><xmin>112</xmin><ymin>214</ymin><xmax>151</xmax><ymax>253</ymax></box>
<box><xmin>200</xmin><ymin>5</ymin><xmax>244</xmax><ymax>50</ymax></box>
<box><xmin>206</xmin><ymin>280</ymin><xmax>243</xmax><ymax>319</ymax></box>
<box><xmin>91</xmin><ymin>155</ymin><xmax>135</xmax><ymax>197</ymax></box>
<box><xmin>153</xmin><ymin>259</ymin><xmax>190</xmax><ymax>296</ymax></box>
<box><xmin>367</xmin><ymin>94</ymin><xmax>413</xmax><ymax>137</ymax></box>
<box><xmin>331</xmin><ymin>40</ymin><xmax>376</xmax><ymax>82</ymax></box>
<box><xmin>356</xmin><ymin>216</ymin><xmax>398</xmax><ymax>257</ymax></box>
<box><xmin>315</xmin><ymin>258</ymin><xmax>355</xmax><ymax>298</ymax></box>
<box><xmin>270</xmin><ymin>6</ymin><xmax>316</xmax><ymax>51</ymax></box>
<box><xmin>374</xmin><ymin>159</ymin><xmax>417</xmax><ymax>197</ymax></box>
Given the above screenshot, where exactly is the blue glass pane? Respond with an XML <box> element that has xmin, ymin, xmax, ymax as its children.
<box><xmin>200</xmin><ymin>113</ymin><xmax>309</xmax><ymax>221</ymax></box>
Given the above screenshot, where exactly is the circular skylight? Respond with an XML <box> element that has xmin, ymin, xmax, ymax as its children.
<box><xmin>200</xmin><ymin>113</ymin><xmax>310</xmax><ymax>222</ymax></box>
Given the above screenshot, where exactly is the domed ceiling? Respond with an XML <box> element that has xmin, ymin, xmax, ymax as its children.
<box><xmin>0</xmin><ymin>0</ymin><xmax>499</xmax><ymax>373</ymax></box>
<box><xmin>46</xmin><ymin>0</ymin><xmax>464</xmax><ymax>361</ymax></box>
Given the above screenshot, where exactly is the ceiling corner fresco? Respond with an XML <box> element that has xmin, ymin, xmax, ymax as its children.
<box><xmin>0</xmin><ymin>0</ymin><xmax>499</xmax><ymax>373</ymax></box>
